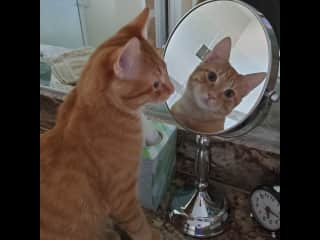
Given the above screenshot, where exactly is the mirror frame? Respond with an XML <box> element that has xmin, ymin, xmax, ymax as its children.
<box><xmin>163</xmin><ymin>0</ymin><xmax>280</xmax><ymax>137</ymax></box>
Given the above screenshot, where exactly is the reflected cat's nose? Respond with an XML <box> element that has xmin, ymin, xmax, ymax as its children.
<box><xmin>208</xmin><ymin>92</ymin><xmax>217</xmax><ymax>99</ymax></box>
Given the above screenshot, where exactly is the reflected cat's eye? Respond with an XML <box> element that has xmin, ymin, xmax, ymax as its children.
<box><xmin>224</xmin><ymin>89</ymin><xmax>235</xmax><ymax>98</ymax></box>
<box><xmin>208</xmin><ymin>72</ymin><xmax>217</xmax><ymax>82</ymax></box>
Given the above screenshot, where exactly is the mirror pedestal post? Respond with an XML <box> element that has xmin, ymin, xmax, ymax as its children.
<box><xmin>169</xmin><ymin>135</ymin><xmax>230</xmax><ymax>238</ymax></box>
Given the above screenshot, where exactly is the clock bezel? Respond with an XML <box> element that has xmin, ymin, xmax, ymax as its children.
<box><xmin>249</xmin><ymin>185</ymin><xmax>280</xmax><ymax>232</ymax></box>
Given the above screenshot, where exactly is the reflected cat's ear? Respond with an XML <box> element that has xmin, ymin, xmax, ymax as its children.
<box><xmin>114</xmin><ymin>37</ymin><xmax>141</xmax><ymax>80</ymax></box>
<box><xmin>239</xmin><ymin>72</ymin><xmax>267</xmax><ymax>96</ymax></box>
<box><xmin>130</xmin><ymin>7</ymin><xmax>150</xmax><ymax>39</ymax></box>
<box><xmin>205</xmin><ymin>37</ymin><xmax>232</xmax><ymax>62</ymax></box>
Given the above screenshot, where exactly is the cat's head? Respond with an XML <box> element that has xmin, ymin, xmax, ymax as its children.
<box><xmin>78</xmin><ymin>8</ymin><xmax>174</xmax><ymax>109</ymax></box>
<box><xmin>187</xmin><ymin>37</ymin><xmax>266</xmax><ymax>117</ymax></box>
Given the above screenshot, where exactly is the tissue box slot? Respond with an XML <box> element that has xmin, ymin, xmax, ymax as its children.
<box><xmin>138</xmin><ymin>121</ymin><xmax>177</xmax><ymax>210</ymax></box>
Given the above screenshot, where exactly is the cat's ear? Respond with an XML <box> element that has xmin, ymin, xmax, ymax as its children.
<box><xmin>239</xmin><ymin>72</ymin><xmax>267</xmax><ymax>96</ymax></box>
<box><xmin>205</xmin><ymin>37</ymin><xmax>232</xmax><ymax>62</ymax></box>
<box><xmin>130</xmin><ymin>7</ymin><xmax>150</xmax><ymax>39</ymax></box>
<box><xmin>113</xmin><ymin>37</ymin><xmax>141</xmax><ymax>80</ymax></box>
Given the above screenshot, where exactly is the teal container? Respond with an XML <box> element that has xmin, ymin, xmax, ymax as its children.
<box><xmin>40</xmin><ymin>61</ymin><xmax>51</xmax><ymax>86</ymax></box>
<box><xmin>138</xmin><ymin>121</ymin><xmax>177</xmax><ymax>210</ymax></box>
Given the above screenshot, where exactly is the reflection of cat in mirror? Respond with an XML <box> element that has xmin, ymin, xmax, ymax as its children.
<box><xmin>171</xmin><ymin>37</ymin><xmax>267</xmax><ymax>133</ymax></box>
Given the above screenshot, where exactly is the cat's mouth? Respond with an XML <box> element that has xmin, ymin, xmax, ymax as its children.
<box><xmin>202</xmin><ymin>97</ymin><xmax>217</xmax><ymax>106</ymax></box>
<box><xmin>193</xmin><ymin>87</ymin><xmax>219</xmax><ymax>112</ymax></box>
<box><xmin>195</xmin><ymin>97</ymin><xmax>219</xmax><ymax>113</ymax></box>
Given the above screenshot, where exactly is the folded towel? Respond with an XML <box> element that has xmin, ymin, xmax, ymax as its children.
<box><xmin>49</xmin><ymin>74</ymin><xmax>73</xmax><ymax>93</ymax></box>
<box><xmin>48</xmin><ymin>47</ymin><xmax>95</xmax><ymax>85</ymax></box>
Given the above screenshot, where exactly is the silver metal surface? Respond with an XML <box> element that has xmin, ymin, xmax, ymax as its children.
<box><xmin>273</xmin><ymin>185</ymin><xmax>280</xmax><ymax>193</ymax></box>
<box><xmin>165</xmin><ymin>1</ymin><xmax>280</xmax><ymax>238</ymax></box>
<box><xmin>163</xmin><ymin>0</ymin><xmax>280</xmax><ymax>137</ymax></box>
<box><xmin>169</xmin><ymin>135</ymin><xmax>230</xmax><ymax>238</ymax></box>
<box><xmin>170</xmin><ymin>189</ymin><xmax>229</xmax><ymax>238</ymax></box>
<box><xmin>270</xmin><ymin>92</ymin><xmax>280</xmax><ymax>103</ymax></box>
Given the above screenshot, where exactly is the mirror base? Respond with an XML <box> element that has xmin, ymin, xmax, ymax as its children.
<box><xmin>169</xmin><ymin>187</ymin><xmax>230</xmax><ymax>238</ymax></box>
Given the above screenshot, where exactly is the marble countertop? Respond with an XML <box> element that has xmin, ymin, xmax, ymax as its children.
<box><xmin>143</xmin><ymin>175</ymin><xmax>275</xmax><ymax>240</ymax></box>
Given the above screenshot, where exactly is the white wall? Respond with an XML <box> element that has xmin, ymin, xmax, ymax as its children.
<box><xmin>181</xmin><ymin>0</ymin><xmax>193</xmax><ymax>16</ymax></box>
<box><xmin>84</xmin><ymin>0</ymin><xmax>145</xmax><ymax>47</ymax></box>
<box><xmin>168</xmin><ymin>0</ymin><xmax>194</xmax><ymax>34</ymax></box>
<box><xmin>40</xmin><ymin>0</ymin><xmax>146</xmax><ymax>48</ymax></box>
<box><xmin>232</xmin><ymin>20</ymin><xmax>268</xmax><ymax>74</ymax></box>
<box><xmin>40</xmin><ymin>0</ymin><xmax>84</xmax><ymax>49</ymax></box>
<box><xmin>229</xmin><ymin>14</ymin><xmax>269</xmax><ymax>119</ymax></box>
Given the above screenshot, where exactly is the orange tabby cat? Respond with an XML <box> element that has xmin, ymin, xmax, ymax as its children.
<box><xmin>171</xmin><ymin>37</ymin><xmax>266</xmax><ymax>132</ymax></box>
<box><xmin>40</xmin><ymin>8</ymin><xmax>174</xmax><ymax>240</ymax></box>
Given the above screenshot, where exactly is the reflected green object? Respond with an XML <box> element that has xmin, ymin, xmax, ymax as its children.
<box><xmin>40</xmin><ymin>61</ymin><xmax>51</xmax><ymax>85</ymax></box>
<box><xmin>170</xmin><ymin>187</ymin><xmax>195</xmax><ymax>211</ymax></box>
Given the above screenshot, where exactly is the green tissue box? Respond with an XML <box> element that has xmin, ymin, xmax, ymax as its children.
<box><xmin>40</xmin><ymin>61</ymin><xmax>51</xmax><ymax>86</ymax></box>
<box><xmin>138</xmin><ymin>120</ymin><xmax>177</xmax><ymax>211</ymax></box>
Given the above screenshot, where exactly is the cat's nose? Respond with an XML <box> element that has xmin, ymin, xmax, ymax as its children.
<box><xmin>208</xmin><ymin>93</ymin><xmax>216</xmax><ymax>99</ymax></box>
<box><xmin>163</xmin><ymin>80</ymin><xmax>175</xmax><ymax>95</ymax></box>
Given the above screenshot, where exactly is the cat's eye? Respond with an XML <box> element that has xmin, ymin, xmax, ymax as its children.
<box><xmin>224</xmin><ymin>89</ymin><xmax>235</xmax><ymax>98</ymax></box>
<box><xmin>153</xmin><ymin>81</ymin><xmax>160</xmax><ymax>89</ymax></box>
<box><xmin>207</xmin><ymin>71</ymin><xmax>217</xmax><ymax>82</ymax></box>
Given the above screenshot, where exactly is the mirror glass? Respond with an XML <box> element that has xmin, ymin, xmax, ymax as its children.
<box><xmin>165</xmin><ymin>0</ymin><xmax>271</xmax><ymax>135</ymax></box>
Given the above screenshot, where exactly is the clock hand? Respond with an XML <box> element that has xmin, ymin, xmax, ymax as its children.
<box><xmin>269</xmin><ymin>209</ymin><xmax>279</xmax><ymax>218</ymax></box>
<box><xmin>265</xmin><ymin>206</ymin><xmax>270</xmax><ymax>219</ymax></box>
<box><xmin>265</xmin><ymin>206</ymin><xmax>279</xmax><ymax>218</ymax></box>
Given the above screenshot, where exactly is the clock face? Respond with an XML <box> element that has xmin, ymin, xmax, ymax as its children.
<box><xmin>250</xmin><ymin>189</ymin><xmax>280</xmax><ymax>231</ymax></box>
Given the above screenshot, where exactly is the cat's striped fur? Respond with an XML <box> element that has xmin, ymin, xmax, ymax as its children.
<box><xmin>40</xmin><ymin>8</ymin><xmax>174</xmax><ymax>240</ymax></box>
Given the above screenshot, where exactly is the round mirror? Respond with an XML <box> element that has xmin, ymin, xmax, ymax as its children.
<box><xmin>164</xmin><ymin>0</ymin><xmax>279</xmax><ymax>136</ymax></box>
